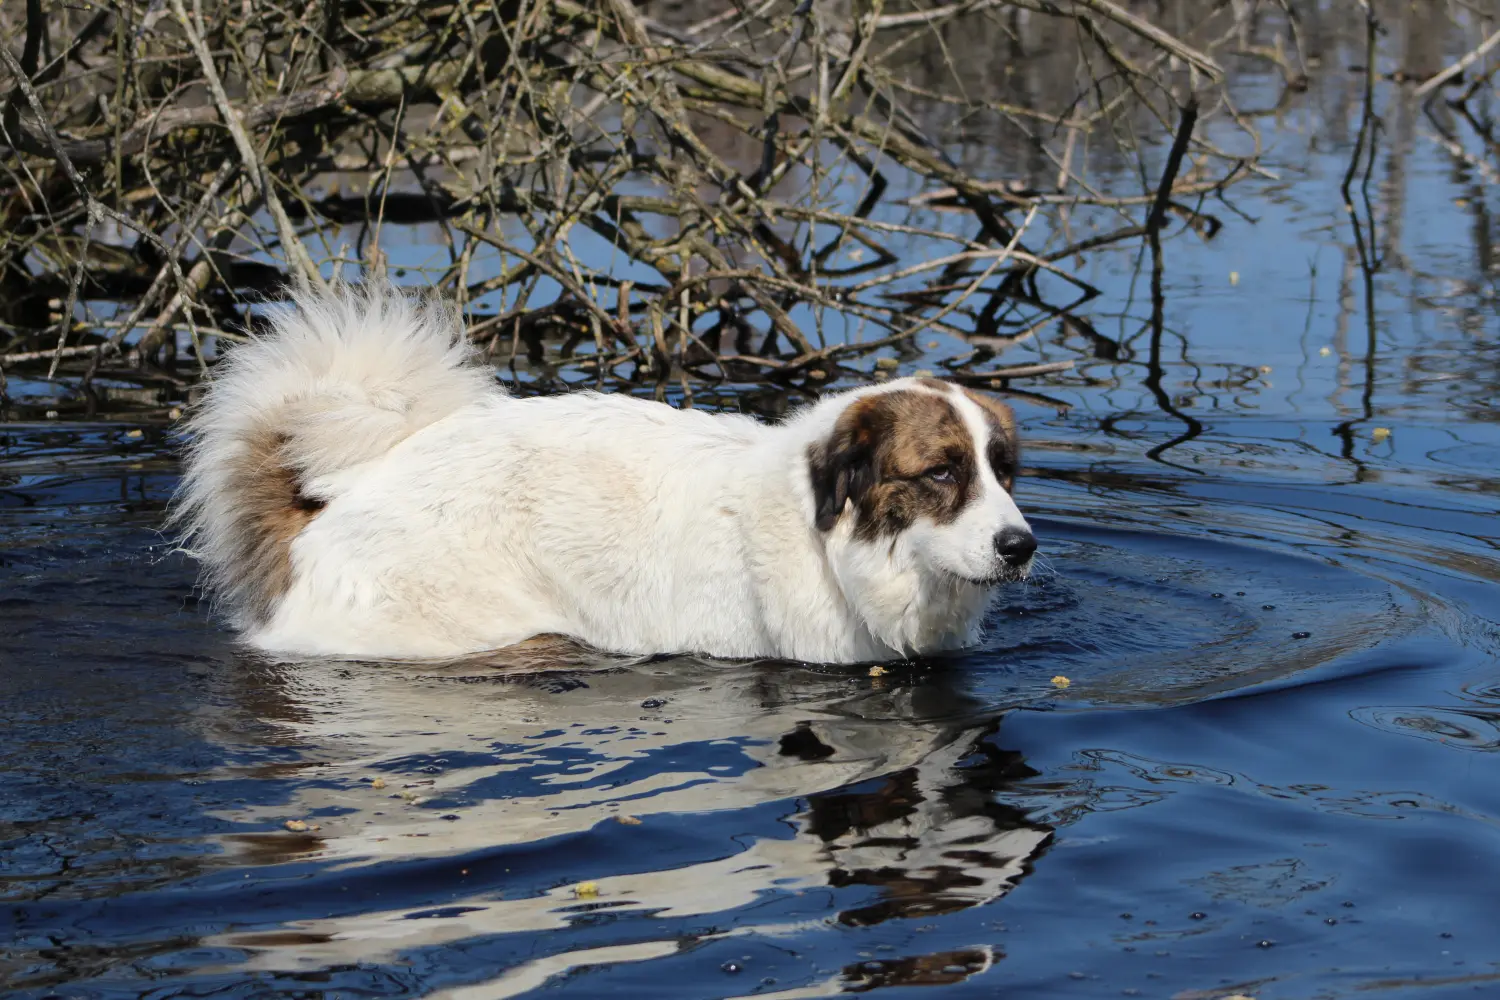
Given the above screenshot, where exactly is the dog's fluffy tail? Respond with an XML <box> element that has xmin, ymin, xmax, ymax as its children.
<box><xmin>170</xmin><ymin>283</ymin><xmax>496</xmax><ymax>627</ymax></box>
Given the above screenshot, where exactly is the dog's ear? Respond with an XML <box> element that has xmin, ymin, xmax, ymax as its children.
<box><xmin>807</xmin><ymin>401</ymin><xmax>879</xmax><ymax>532</ymax></box>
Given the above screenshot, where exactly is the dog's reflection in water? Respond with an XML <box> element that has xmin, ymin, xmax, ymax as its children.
<box><xmin>205</xmin><ymin>640</ymin><xmax>1051</xmax><ymax>996</ymax></box>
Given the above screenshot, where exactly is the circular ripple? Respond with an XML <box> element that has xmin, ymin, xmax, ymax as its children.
<box><xmin>1427</xmin><ymin>443</ymin><xmax>1500</xmax><ymax>472</ymax></box>
<box><xmin>963</xmin><ymin>514</ymin><xmax>1420</xmax><ymax>708</ymax></box>
<box><xmin>1350</xmin><ymin>706</ymin><xmax>1500</xmax><ymax>751</ymax></box>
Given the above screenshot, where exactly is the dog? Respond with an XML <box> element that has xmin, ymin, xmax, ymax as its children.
<box><xmin>171</xmin><ymin>284</ymin><xmax>1036</xmax><ymax>662</ymax></box>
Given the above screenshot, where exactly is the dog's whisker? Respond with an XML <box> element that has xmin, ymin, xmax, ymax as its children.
<box><xmin>1026</xmin><ymin>552</ymin><xmax>1062</xmax><ymax>580</ymax></box>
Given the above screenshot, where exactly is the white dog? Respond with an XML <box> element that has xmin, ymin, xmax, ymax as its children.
<box><xmin>172</xmin><ymin>285</ymin><xmax>1035</xmax><ymax>662</ymax></box>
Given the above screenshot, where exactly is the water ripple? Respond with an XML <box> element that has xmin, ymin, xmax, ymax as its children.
<box><xmin>1350</xmin><ymin>706</ymin><xmax>1500</xmax><ymax>752</ymax></box>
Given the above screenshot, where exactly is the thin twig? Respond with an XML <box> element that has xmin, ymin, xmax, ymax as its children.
<box><xmin>1413</xmin><ymin>26</ymin><xmax>1500</xmax><ymax>98</ymax></box>
<box><xmin>168</xmin><ymin>0</ymin><xmax>325</xmax><ymax>292</ymax></box>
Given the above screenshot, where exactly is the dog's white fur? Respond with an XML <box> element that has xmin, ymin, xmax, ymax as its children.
<box><xmin>172</xmin><ymin>285</ymin><xmax>1033</xmax><ymax>662</ymax></box>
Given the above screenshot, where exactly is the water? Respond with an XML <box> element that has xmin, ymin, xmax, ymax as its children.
<box><xmin>6</xmin><ymin>36</ymin><xmax>1500</xmax><ymax>1000</ymax></box>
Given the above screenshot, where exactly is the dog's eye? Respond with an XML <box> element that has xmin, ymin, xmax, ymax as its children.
<box><xmin>925</xmin><ymin>465</ymin><xmax>955</xmax><ymax>484</ymax></box>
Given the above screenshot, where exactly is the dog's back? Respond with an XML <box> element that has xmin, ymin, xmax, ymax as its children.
<box><xmin>171</xmin><ymin>284</ymin><xmax>497</xmax><ymax>629</ymax></box>
<box><xmin>170</xmin><ymin>284</ymin><xmax>806</xmax><ymax>659</ymax></box>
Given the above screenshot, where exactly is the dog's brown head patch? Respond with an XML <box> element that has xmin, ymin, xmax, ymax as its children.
<box><xmin>808</xmin><ymin>383</ymin><xmax>1017</xmax><ymax>538</ymax></box>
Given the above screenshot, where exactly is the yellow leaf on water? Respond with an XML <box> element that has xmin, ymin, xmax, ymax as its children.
<box><xmin>1318</xmin><ymin>346</ymin><xmax>1332</xmax><ymax>357</ymax></box>
<box><xmin>1229</xmin><ymin>270</ymin><xmax>1240</xmax><ymax>286</ymax></box>
<box><xmin>574</xmin><ymin>881</ymin><xmax>600</xmax><ymax>898</ymax></box>
<box><xmin>125</xmin><ymin>429</ymin><xmax>143</xmax><ymax>439</ymax></box>
<box><xmin>283</xmin><ymin>819</ymin><xmax>309</xmax><ymax>832</ymax></box>
<box><xmin>371</xmin><ymin>778</ymin><xmax>387</xmax><ymax>790</ymax></box>
<box><xmin>868</xmin><ymin>665</ymin><xmax>888</xmax><ymax>677</ymax></box>
<box><xmin>1051</xmin><ymin>675</ymin><xmax>1071</xmax><ymax>689</ymax></box>
<box><xmin>617</xmin><ymin>815</ymin><xmax>642</xmax><ymax>826</ymax></box>
<box><xmin>1372</xmin><ymin>426</ymin><xmax>1391</xmax><ymax>442</ymax></box>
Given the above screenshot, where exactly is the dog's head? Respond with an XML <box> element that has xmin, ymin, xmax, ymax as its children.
<box><xmin>806</xmin><ymin>379</ymin><xmax>1034</xmax><ymax>593</ymax></box>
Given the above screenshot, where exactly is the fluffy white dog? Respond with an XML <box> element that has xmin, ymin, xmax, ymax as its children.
<box><xmin>172</xmin><ymin>285</ymin><xmax>1035</xmax><ymax>662</ymax></box>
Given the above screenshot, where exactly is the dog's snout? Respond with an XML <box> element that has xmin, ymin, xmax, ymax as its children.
<box><xmin>993</xmin><ymin>527</ymin><xmax>1037</xmax><ymax>566</ymax></box>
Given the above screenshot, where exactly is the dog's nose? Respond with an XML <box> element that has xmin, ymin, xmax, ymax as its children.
<box><xmin>994</xmin><ymin>527</ymin><xmax>1037</xmax><ymax>566</ymax></box>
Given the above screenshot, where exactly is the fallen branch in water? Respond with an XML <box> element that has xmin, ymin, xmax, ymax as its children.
<box><xmin>1413</xmin><ymin>26</ymin><xmax>1500</xmax><ymax>98</ymax></box>
<box><xmin>1</xmin><ymin>0</ymin><xmax>1259</xmax><ymax>416</ymax></box>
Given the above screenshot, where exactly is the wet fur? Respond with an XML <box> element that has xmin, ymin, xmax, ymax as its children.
<box><xmin>171</xmin><ymin>284</ymin><xmax>1034</xmax><ymax>662</ymax></box>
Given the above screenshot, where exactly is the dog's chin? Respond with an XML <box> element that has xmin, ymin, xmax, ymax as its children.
<box><xmin>951</xmin><ymin>562</ymin><xmax>1033</xmax><ymax>587</ymax></box>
